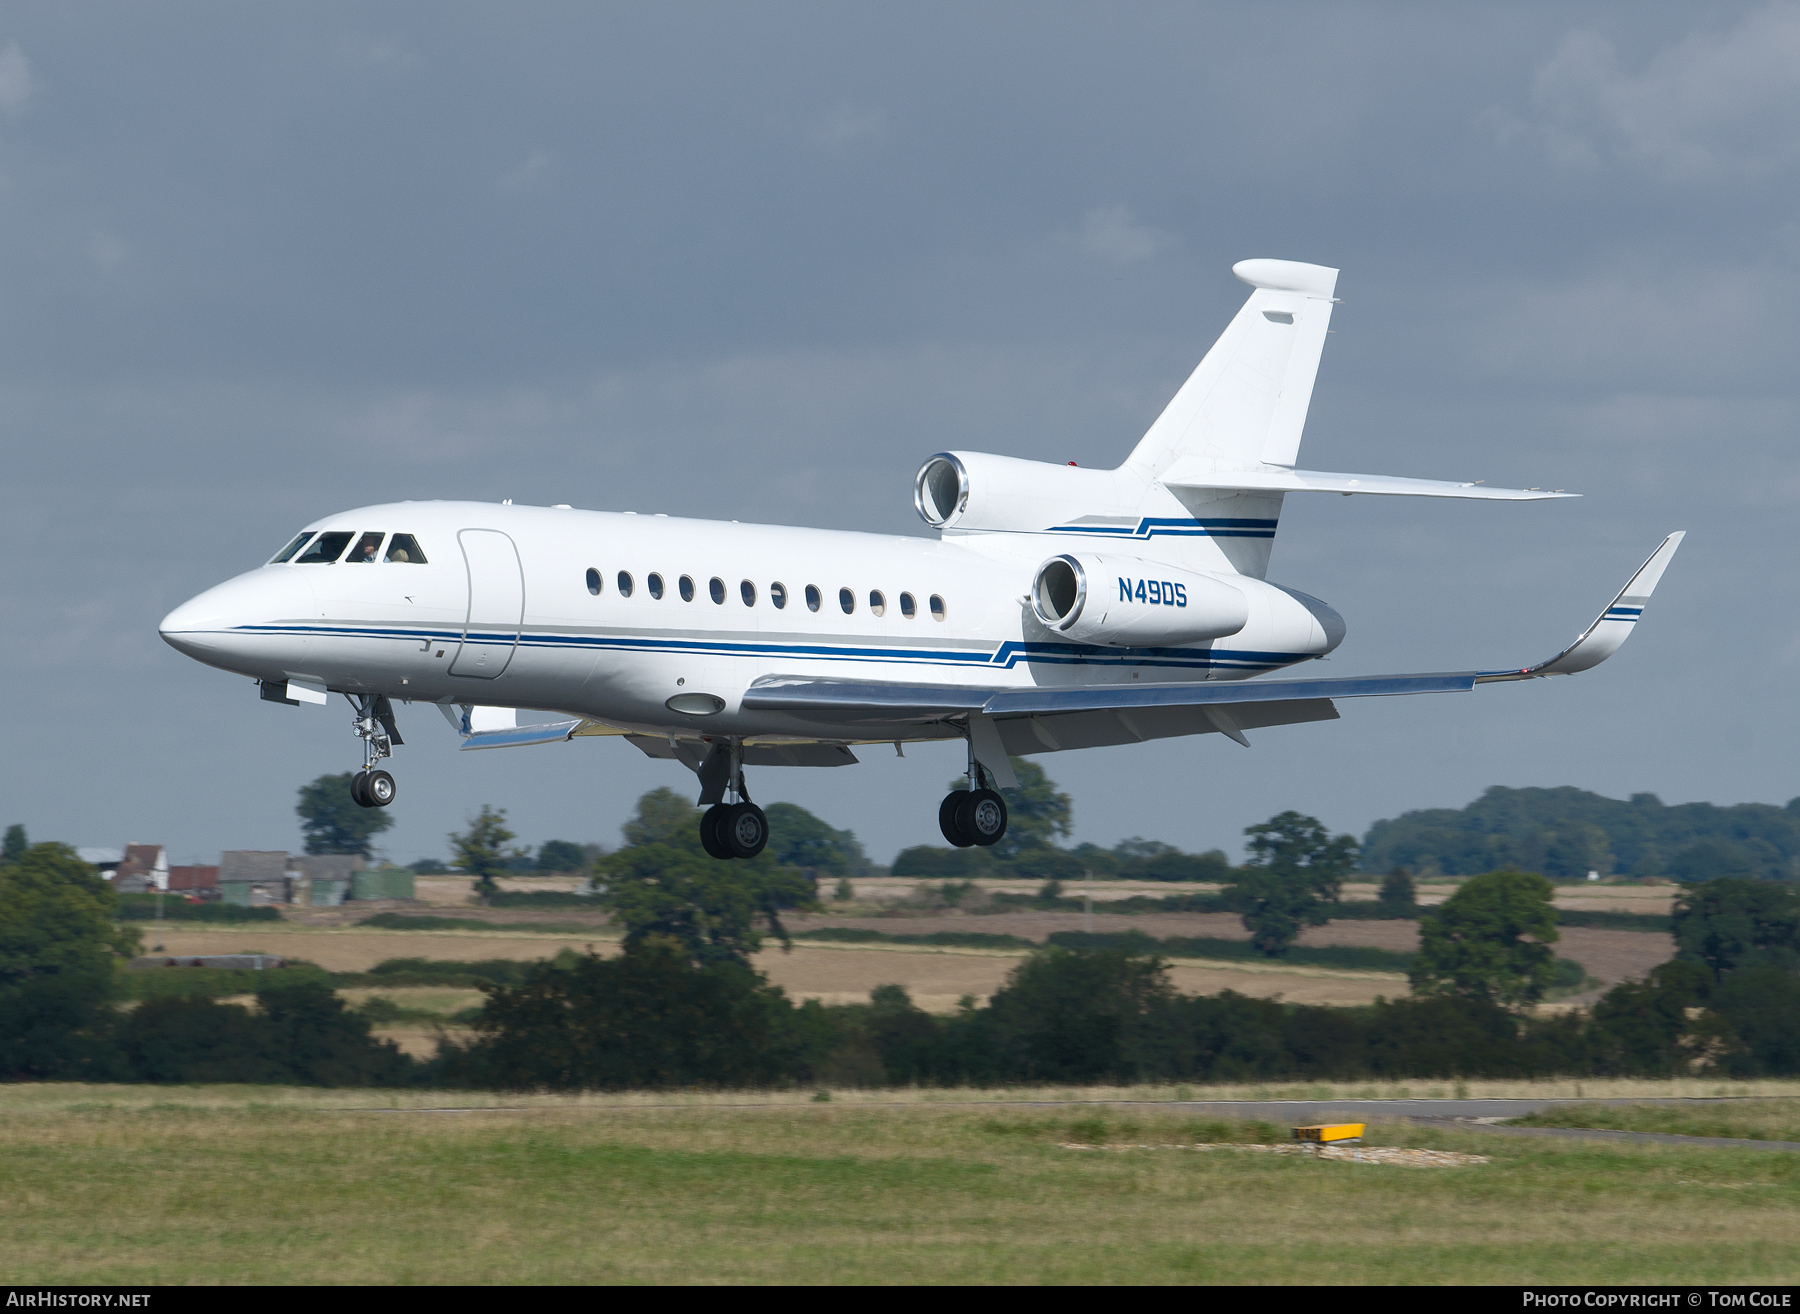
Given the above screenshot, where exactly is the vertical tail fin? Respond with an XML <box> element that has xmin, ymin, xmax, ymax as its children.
<box><xmin>1125</xmin><ymin>259</ymin><xmax>1339</xmax><ymax>479</ymax></box>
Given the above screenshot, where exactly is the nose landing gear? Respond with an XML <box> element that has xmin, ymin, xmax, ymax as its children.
<box><xmin>939</xmin><ymin>733</ymin><xmax>1008</xmax><ymax>848</ymax></box>
<box><xmin>348</xmin><ymin>693</ymin><xmax>403</xmax><ymax>810</ymax></box>
<box><xmin>697</xmin><ymin>737</ymin><xmax>768</xmax><ymax>860</ymax></box>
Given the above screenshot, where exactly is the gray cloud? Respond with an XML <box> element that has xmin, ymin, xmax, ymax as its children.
<box><xmin>0</xmin><ymin>41</ymin><xmax>34</xmax><ymax>110</ymax></box>
<box><xmin>1066</xmin><ymin>205</ymin><xmax>1174</xmax><ymax>265</ymax></box>
<box><xmin>809</xmin><ymin>103</ymin><xmax>883</xmax><ymax>149</ymax></box>
<box><xmin>1511</xmin><ymin>3</ymin><xmax>1800</xmax><ymax>179</ymax></box>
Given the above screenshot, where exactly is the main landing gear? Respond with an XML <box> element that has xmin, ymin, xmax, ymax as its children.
<box><xmin>939</xmin><ymin>736</ymin><xmax>1008</xmax><ymax>849</ymax></box>
<box><xmin>348</xmin><ymin>693</ymin><xmax>403</xmax><ymax>810</ymax></box>
<box><xmin>697</xmin><ymin>737</ymin><xmax>768</xmax><ymax>860</ymax></box>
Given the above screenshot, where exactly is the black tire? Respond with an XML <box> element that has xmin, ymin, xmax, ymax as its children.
<box><xmin>700</xmin><ymin>804</ymin><xmax>734</xmax><ymax>860</ymax></box>
<box><xmin>723</xmin><ymin>802</ymin><xmax>769</xmax><ymax>860</ymax></box>
<box><xmin>939</xmin><ymin>790</ymin><xmax>973</xmax><ymax>847</ymax></box>
<box><xmin>958</xmin><ymin>789</ymin><xmax>1008</xmax><ymax>847</ymax></box>
<box><xmin>365</xmin><ymin>769</ymin><xmax>396</xmax><ymax>808</ymax></box>
<box><xmin>350</xmin><ymin>771</ymin><xmax>372</xmax><ymax>808</ymax></box>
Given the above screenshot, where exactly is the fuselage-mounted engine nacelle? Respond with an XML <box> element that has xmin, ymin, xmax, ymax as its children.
<box><xmin>1030</xmin><ymin>553</ymin><xmax>1250</xmax><ymax>647</ymax></box>
<box><xmin>914</xmin><ymin>451</ymin><xmax>1144</xmax><ymax>533</ymax></box>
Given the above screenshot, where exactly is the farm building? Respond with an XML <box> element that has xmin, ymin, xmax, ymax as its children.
<box><xmin>219</xmin><ymin>851</ymin><xmax>294</xmax><ymax>905</ymax></box>
<box><xmin>168</xmin><ymin>864</ymin><xmax>219</xmax><ymax>894</ymax></box>
<box><xmin>113</xmin><ymin>843</ymin><xmax>169</xmax><ymax>894</ymax></box>
<box><xmin>293</xmin><ymin>853</ymin><xmax>363</xmax><ymax>905</ymax></box>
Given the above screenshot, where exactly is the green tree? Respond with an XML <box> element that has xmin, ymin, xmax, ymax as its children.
<box><xmin>296</xmin><ymin>772</ymin><xmax>395</xmax><ymax>856</ymax></box>
<box><xmin>450</xmin><ymin>805</ymin><xmax>521</xmax><ymax>899</ymax></box>
<box><xmin>597</xmin><ymin>788</ymin><xmax>818</xmax><ymax>965</ymax></box>
<box><xmin>984</xmin><ymin>946</ymin><xmax>1176</xmax><ymax>1082</ymax></box>
<box><xmin>1409</xmin><ymin>869</ymin><xmax>1560</xmax><ymax>1008</ymax></box>
<box><xmin>765</xmin><ymin>802</ymin><xmax>868</xmax><ymax>876</ymax></box>
<box><xmin>535</xmin><ymin>840</ymin><xmax>591</xmax><ymax>874</ymax></box>
<box><xmin>1225</xmin><ymin>811</ymin><xmax>1357</xmax><ymax>957</ymax></box>
<box><xmin>0</xmin><ymin>843</ymin><xmax>139</xmax><ymax>984</ymax></box>
<box><xmin>0</xmin><ymin>842</ymin><xmax>141</xmax><ymax>1079</ymax></box>
<box><xmin>1670</xmin><ymin>878</ymin><xmax>1800</xmax><ymax>980</ymax></box>
<box><xmin>445</xmin><ymin>941</ymin><xmax>806</xmax><ymax>1090</ymax></box>
<box><xmin>2</xmin><ymin>824</ymin><xmax>26</xmax><ymax>864</ymax></box>
<box><xmin>950</xmin><ymin>757</ymin><xmax>1072</xmax><ymax>860</ymax></box>
<box><xmin>1377</xmin><ymin>867</ymin><xmax>1417</xmax><ymax>917</ymax></box>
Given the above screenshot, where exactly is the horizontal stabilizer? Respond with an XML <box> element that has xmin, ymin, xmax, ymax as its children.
<box><xmin>1478</xmin><ymin>532</ymin><xmax>1685</xmax><ymax>682</ymax></box>
<box><xmin>1161</xmin><ymin>462</ymin><xmax>1577</xmax><ymax>501</ymax></box>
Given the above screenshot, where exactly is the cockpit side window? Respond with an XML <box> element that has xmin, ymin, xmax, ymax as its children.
<box><xmin>385</xmin><ymin>533</ymin><xmax>427</xmax><ymax>564</ymax></box>
<box><xmin>346</xmin><ymin>532</ymin><xmax>384</xmax><ymax>564</ymax></box>
<box><xmin>270</xmin><ymin>532</ymin><xmax>314</xmax><ymax>564</ymax></box>
<box><xmin>294</xmin><ymin>531</ymin><xmax>354</xmax><ymax>564</ymax></box>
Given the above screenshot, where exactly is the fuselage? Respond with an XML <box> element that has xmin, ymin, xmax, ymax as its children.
<box><xmin>158</xmin><ymin>500</ymin><xmax>1343</xmax><ymax>745</ymax></box>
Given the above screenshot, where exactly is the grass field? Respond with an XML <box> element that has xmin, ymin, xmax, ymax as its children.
<box><xmin>6</xmin><ymin>1084</ymin><xmax>1800</xmax><ymax>1284</ymax></box>
<box><xmin>1511</xmin><ymin>1100</ymin><xmax>1800</xmax><ymax>1143</ymax></box>
<box><xmin>130</xmin><ymin>923</ymin><xmax>1406</xmax><ymax>1011</ymax></box>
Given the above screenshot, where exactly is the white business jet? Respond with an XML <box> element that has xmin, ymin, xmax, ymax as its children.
<box><xmin>160</xmin><ymin>259</ymin><xmax>1683</xmax><ymax>861</ymax></box>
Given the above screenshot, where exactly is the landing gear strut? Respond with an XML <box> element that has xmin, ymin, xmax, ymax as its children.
<box><xmin>348</xmin><ymin>693</ymin><xmax>402</xmax><ymax>809</ymax></box>
<box><xmin>698</xmin><ymin>737</ymin><xmax>768</xmax><ymax>860</ymax></box>
<box><xmin>939</xmin><ymin>732</ymin><xmax>1008</xmax><ymax>848</ymax></box>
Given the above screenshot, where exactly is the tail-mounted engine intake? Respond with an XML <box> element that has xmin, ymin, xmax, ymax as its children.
<box><xmin>914</xmin><ymin>451</ymin><xmax>1145</xmax><ymax>533</ymax></box>
<box><xmin>1030</xmin><ymin>553</ymin><xmax>1249</xmax><ymax>647</ymax></box>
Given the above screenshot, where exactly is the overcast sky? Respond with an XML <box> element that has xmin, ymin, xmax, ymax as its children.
<box><xmin>2</xmin><ymin>2</ymin><xmax>1795</xmax><ymax>867</ymax></box>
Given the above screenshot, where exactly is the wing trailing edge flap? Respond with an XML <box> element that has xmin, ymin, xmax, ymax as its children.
<box><xmin>741</xmin><ymin>671</ymin><xmax>1468</xmax><ymax>753</ymax></box>
<box><xmin>991</xmin><ymin>698</ymin><xmax>1338</xmax><ymax>755</ymax></box>
<box><xmin>625</xmin><ymin>736</ymin><xmax>860</xmax><ymax>769</ymax></box>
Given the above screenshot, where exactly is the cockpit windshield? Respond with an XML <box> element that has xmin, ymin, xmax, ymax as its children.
<box><xmin>345</xmin><ymin>532</ymin><xmax>384</xmax><ymax>564</ymax></box>
<box><xmin>294</xmin><ymin>531</ymin><xmax>354</xmax><ymax>564</ymax></box>
<box><xmin>270</xmin><ymin>532</ymin><xmax>313</xmax><ymax>564</ymax></box>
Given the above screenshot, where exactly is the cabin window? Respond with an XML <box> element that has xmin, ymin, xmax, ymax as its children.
<box><xmin>679</xmin><ymin>575</ymin><xmax>696</xmax><ymax>602</ymax></box>
<box><xmin>839</xmin><ymin>587</ymin><xmax>855</xmax><ymax>614</ymax></box>
<box><xmin>585</xmin><ymin>568</ymin><xmax>602</xmax><ymax>596</ymax></box>
<box><xmin>617</xmin><ymin>571</ymin><xmax>634</xmax><ymax>598</ymax></box>
<box><xmin>385</xmin><ymin>534</ymin><xmax>427</xmax><ymax>564</ymax></box>
<box><xmin>805</xmin><ymin>585</ymin><xmax>821</xmax><ymax>612</ymax></box>
<box><xmin>869</xmin><ymin>590</ymin><xmax>886</xmax><ymax>617</ymax></box>
<box><xmin>648</xmin><ymin>573</ymin><xmax>665</xmax><ymax>600</ymax></box>
<box><xmin>295</xmin><ymin>531</ymin><xmax>354</xmax><ymax>564</ymax></box>
<box><xmin>930</xmin><ymin>594</ymin><xmax>947</xmax><ymax>621</ymax></box>
<box><xmin>770</xmin><ymin>582</ymin><xmax>788</xmax><ymax>609</ymax></box>
<box><xmin>899</xmin><ymin>592</ymin><xmax>916</xmax><ymax>619</ymax></box>
<box><xmin>709</xmin><ymin>577</ymin><xmax>726</xmax><ymax>605</ymax></box>
<box><xmin>270</xmin><ymin>532</ymin><xmax>313</xmax><ymax>564</ymax></box>
<box><xmin>345</xmin><ymin>532</ymin><xmax>384</xmax><ymax>564</ymax></box>
<box><xmin>740</xmin><ymin>580</ymin><xmax>756</xmax><ymax>606</ymax></box>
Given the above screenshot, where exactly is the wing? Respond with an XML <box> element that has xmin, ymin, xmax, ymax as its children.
<box><xmin>741</xmin><ymin>533</ymin><xmax>1685</xmax><ymax>778</ymax></box>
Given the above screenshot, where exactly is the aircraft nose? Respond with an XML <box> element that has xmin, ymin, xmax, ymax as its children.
<box><xmin>160</xmin><ymin>569</ymin><xmax>317</xmax><ymax>671</ymax></box>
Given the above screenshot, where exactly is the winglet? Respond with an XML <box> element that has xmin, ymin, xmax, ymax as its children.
<box><xmin>1477</xmin><ymin>532</ymin><xmax>1685</xmax><ymax>683</ymax></box>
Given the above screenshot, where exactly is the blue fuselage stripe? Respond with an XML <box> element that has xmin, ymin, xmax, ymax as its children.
<box><xmin>232</xmin><ymin>623</ymin><xmax>1312</xmax><ymax>673</ymax></box>
<box><xmin>1046</xmin><ymin>516</ymin><xmax>1280</xmax><ymax>541</ymax></box>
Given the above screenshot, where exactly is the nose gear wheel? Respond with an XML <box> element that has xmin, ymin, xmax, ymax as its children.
<box><xmin>347</xmin><ymin>693</ymin><xmax>402</xmax><ymax>808</ymax></box>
